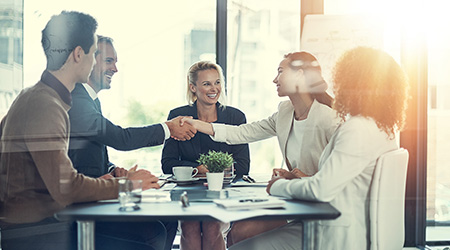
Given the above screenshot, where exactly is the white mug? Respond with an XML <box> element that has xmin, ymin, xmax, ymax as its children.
<box><xmin>173</xmin><ymin>166</ymin><xmax>198</xmax><ymax>180</ymax></box>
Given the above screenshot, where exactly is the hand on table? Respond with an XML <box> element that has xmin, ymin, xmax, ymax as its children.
<box><xmin>196</xmin><ymin>164</ymin><xmax>209</xmax><ymax>174</ymax></box>
<box><xmin>111</xmin><ymin>166</ymin><xmax>128</xmax><ymax>177</ymax></box>
<box><xmin>290</xmin><ymin>168</ymin><xmax>309</xmax><ymax>178</ymax></box>
<box><xmin>166</xmin><ymin>116</ymin><xmax>196</xmax><ymax>141</ymax></box>
<box><xmin>266</xmin><ymin>176</ymin><xmax>284</xmax><ymax>194</ymax></box>
<box><xmin>272</xmin><ymin>168</ymin><xmax>296</xmax><ymax>180</ymax></box>
<box><xmin>127</xmin><ymin>166</ymin><xmax>160</xmax><ymax>190</ymax></box>
<box><xmin>272</xmin><ymin>168</ymin><xmax>308</xmax><ymax>179</ymax></box>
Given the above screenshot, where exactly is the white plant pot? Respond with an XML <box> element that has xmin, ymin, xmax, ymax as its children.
<box><xmin>206</xmin><ymin>172</ymin><xmax>224</xmax><ymax>191</ymax></box>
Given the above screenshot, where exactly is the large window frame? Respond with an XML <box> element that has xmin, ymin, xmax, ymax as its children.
<box><xmin>297</xmin><ymin>0</ymin><xmax>430</xmax><ymax>248</ymax></box>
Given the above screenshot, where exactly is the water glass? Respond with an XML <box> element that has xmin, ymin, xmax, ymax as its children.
<box><xmin>118</xmin><ymin>179</ymin><xmax>142</xmax><ymax>211</ymax></box>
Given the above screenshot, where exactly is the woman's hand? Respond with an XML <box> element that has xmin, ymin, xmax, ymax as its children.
<box><xmin>266</xmin><ymin>176</ymin><xmax>284</xmax><ymax>194</ymax></box>
<box><xmin>196</xmin><ymin>165</ymin><xmax>209</xmax><ymax>174</ymax></box>
<box><xmin>180</xmin><ymin>118</ymin><xmax>215</xmax><ymax>136</ymax></box>
<box><xmin>272</xmin><ymin>168</ymin><xmax>296</xmax><ymax>180</ymax></box>
<box><xmin>291</xmin><ymin>168</ymin><xmax>309</xmax><ymax>178</ymax></box>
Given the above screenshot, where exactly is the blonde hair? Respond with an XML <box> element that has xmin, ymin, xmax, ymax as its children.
<box><xmin>186</xmin><ymin>61</ymin><xmax>226</xmax><ymax>106</ymax></box>
<box><xmin>332</xmin><ymin>47</ymin><xmax>409</xmax><ymax>137</ymax></box>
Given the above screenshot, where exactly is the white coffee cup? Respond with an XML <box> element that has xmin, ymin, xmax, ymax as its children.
<box><xmin>173</xmin><ymin>166</ymin><xmax>198</xmax><ymax>180</ymax></box>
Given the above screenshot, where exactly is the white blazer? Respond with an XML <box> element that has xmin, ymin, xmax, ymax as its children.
<box><xmin>211</xmin><ymin>100</ymin><xmax>340</xmax><ymax>175</ymax></box>
<box><xmin>270</xmin><ymin>116</ymin><xmax>399</xmax><ymax>250</ymax></box>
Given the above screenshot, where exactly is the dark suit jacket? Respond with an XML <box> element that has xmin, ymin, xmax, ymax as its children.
<box><xmin>68</xmin><ymin>83</ymin><xmax>165</xmax><ymax>178</ymax></box>
<box><xmin>161</xmin><ymin>102</ymin><xmax>250</xmax><ymax>176</ymax></box>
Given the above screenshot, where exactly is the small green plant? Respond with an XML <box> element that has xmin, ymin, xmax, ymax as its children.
<box><xmin>197</xmin><ymin>150</ymin><xmax>234</xmax><ymax>173</ymax></box>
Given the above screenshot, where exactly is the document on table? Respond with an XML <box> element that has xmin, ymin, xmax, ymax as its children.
<box><xmin>213</xmin><ymin>197</ymin><xmax>286</xmax><ymax>210</ymax></box>
<box><xmin>141</xmin><ymin>188</ymin><xmax>173</xmax><ymax>203</ymax></box>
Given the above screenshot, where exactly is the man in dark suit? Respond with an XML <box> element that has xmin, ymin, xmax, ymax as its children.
<box><xmin>68</xmin><ymin>36</ymin><xmax>187</xmax><ymax>250</ymax></box>
<box><xmin>68</xmin><ymin>36</ymin><xmax>196</xmax><ymax>179</ymax></box>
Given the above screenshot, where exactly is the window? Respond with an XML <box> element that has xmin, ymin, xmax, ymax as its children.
<box><xmin>324</xmin><ymin>0</ymin><xmax>450</xmax><ymax>246</ymax></box>
<box><xmin>0</xmin><ymin>0</ymin><xmax>22</xmax><ymax>117</ymax></box>
<box><xmin>24</xmin><ymin>0</ymin><xmax>216</xmax><ymax>173</ymax></box>
<box><xmin>227</xmin><ymin>0</ymin><xmax>300</xmax><ymax>173</ymax></box>
<box><xmin>426</xmin><ymin>0</ymin><xmax>450</xmax><ymax>243</ymax></box>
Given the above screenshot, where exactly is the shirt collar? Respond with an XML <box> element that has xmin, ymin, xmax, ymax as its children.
<box><xmin>40</xmin><ymin>70</ymin><xmax>72</xmax><ymax>106</ymax></box>
<box><xmin>81</xmin><ymin>83</ymin><xmax>98</xmax><ymax>101</ymax></box>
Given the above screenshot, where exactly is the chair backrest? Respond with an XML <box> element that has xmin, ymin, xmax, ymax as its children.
<box><xmin>369</xmin><ymin>148</ymin><xmax>409</xmax><ymax>250</ymax></box>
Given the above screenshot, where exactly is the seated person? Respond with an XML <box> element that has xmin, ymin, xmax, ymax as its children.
<box><xmin>161</xmin><ymin>61</ymin><xmax>250</xmax><ymax>250</ymax></box>
<box><xmin>229</xmin><ymin>47</ymin><xmax>410</xmax><ymax>249</ymax></box>
<box><xmin>0</xmin><ymin>11</ymin><xmax>173</xmax><ymax>250</ymax></box>
<box><xmin>68</xmin><ymin>35</ymin><xmax>195</xmax><ymax>180</ymax></box>
<box><xmin>181</xmin><ymin>52</ymin><xmax>340</xmax><ymax>246</ymax></box>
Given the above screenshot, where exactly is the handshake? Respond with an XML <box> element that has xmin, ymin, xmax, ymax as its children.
<box><xmin>165</xmin><ymin>116</ymin><xmax>197</xmax><ymax>141</ymax></box>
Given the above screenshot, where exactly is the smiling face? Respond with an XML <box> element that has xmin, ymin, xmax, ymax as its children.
<box><xmin>273</xmin><ymin>58</ymin><xmax>306</xmax><ymax>97</ymax></box>
<box><xmin>88</xmin><ymin>42</ymin><xmax>118</xmax><ymax>93</ymax></box>
<box><xmin>189</xmin><ymin>69</ymin><xmax>221</xmax><ymax>106</ymax></box>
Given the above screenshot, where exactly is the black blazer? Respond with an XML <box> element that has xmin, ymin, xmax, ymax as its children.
<box><xmin>68</xmin><ymin>83</ymin><xmax>165</xmax><ymax>177</ymax></box>
<box><xmin>161</xmin><ymin>102</ymin><xmax>250</xmax><ymax>175</ymax></box>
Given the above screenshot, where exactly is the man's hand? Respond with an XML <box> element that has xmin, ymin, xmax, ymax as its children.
<box><xmin>166</xmin><ymin>116</ymin><xmax>197</xmax><ymax>141</ymax></box>
<box><xmin>127</xmin><ymin>169</ymin><xmax>160</xmax><ymax>190</ymax></box>
<box><xmin>111</xmin><ymin>166</ymin><xmax>128</xmax><ymax>177</ymax></box>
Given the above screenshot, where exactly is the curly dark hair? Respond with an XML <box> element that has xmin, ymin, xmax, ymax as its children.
<box><xmin>332</xmin><ymin>47</ymin><xmax>409</xmax><ymax>137</ymax></box>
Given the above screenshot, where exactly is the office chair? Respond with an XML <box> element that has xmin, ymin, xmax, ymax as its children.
<box><xmin>369</xmin><ymin>148</ymin><xmax>409</xmax><ymax>250</ymax></box>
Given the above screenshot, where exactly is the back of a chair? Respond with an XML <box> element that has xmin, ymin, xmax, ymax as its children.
<box><xmin>369</xmin><ymin>148</ymin><xmax>409</xmax><ymax>250</ymax></box>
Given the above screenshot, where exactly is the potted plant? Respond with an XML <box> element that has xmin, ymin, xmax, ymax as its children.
<box><xmin>197</xmin><ymin>150</ymin><xmax>234</xmax><ymax>191</ymax></box>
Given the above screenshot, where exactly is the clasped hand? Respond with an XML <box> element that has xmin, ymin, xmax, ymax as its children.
<box><xmin>166</xmin><ymin>116</ymin><xmax>197</xmax><ymax>141</ymax></box>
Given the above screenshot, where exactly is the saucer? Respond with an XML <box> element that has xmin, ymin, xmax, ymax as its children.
<box><xmin>171</xmin><ymin>177</ymin><xmax>200</xmax><ymax>183</ymax></box>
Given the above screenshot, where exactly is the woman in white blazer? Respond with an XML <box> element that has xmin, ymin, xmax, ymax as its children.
<box><xmin>227</xmin><ymin>47</ymin><xmax>410</xmax><ymax>250</ymax></box>
<box><xmin>182</xmin><ymin>51</ymin><xmax>340</xmax><ymax>245</ymax></box>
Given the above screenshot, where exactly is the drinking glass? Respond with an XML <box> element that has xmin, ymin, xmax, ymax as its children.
<box><xmin>118</xmin><ymin>179</ymin><xmax>142</xmax><ymax>211</ymax></box>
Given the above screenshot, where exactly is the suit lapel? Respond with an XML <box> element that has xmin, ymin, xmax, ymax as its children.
<box><xmin>277</xmin><ymin>101</ymin><xmax>295</xmax><ymax>170</ymax></box>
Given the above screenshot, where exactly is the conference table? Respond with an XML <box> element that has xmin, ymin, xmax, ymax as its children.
<box><xmin>55</xmin><ymin>175</ymin><xmax>340</xmax><ymax>250</ymax></box>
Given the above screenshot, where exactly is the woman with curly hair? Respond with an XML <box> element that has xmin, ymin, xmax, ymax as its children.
<box><xmin>227</xmin><ymin>46</ymin><xmax>409</xmax><ymax>250</ymax></box>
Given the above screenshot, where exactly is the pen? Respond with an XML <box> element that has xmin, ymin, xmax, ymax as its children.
<box><xmin>246</xmin><ymin>175</ymin><xmax>256</xmax><ymax>183</ymax></box>
<box><xmin>239</xmin><ymin>199</ymin><xmax>268</xmax><ymax>202</ymax></box>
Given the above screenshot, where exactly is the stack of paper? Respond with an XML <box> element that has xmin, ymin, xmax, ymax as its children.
<box><xmin>213</xmin><ymin>198</ymin><xmax>286</xmax><ymax>210</ymax></box>
<box><xmin>141</xmin><ymin>189</ymin><xmax>171</xmax><ymax>203</ymax></box>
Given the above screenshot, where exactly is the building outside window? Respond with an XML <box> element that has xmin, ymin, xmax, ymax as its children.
<box><xmin>0</xmin><ymin>0</ymin><xmax>22</xmax><ymax>118</ymax></box>
<box><xmin>22</xmin><ymin>0</ymin><xmax>300</xmax><ymax>175</ymax></box>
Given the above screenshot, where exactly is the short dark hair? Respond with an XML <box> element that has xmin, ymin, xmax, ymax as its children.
<box><xmin>41</xmin><ymin>11</ymin><xmax>98</xmax><ymax>71</ymax></box>
<box><xmin>95</xmin><ymin>35</ymin><xmax>114</xmax><ymax>56</ymax></box>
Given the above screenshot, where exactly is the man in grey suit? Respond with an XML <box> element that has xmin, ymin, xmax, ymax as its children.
<box><xmin>68</xmin><ymin>36</ymin><xmax>195</xmax><ymax>179</ymax></box>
